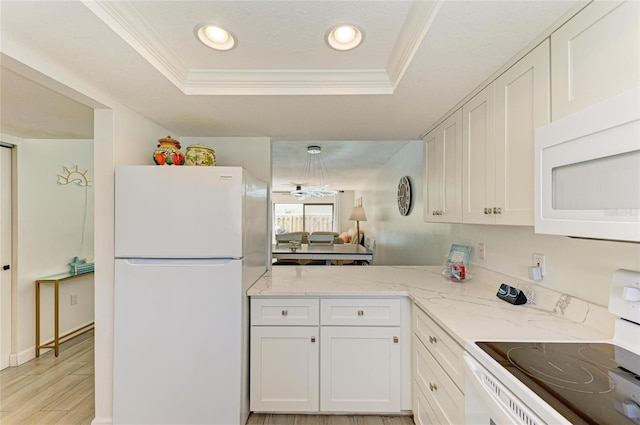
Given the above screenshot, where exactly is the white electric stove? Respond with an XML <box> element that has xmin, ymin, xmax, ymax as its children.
<box><xmin>464</xmin><ymin>269</ymin><xmax>640</xmax><ymax>425</ymax></box>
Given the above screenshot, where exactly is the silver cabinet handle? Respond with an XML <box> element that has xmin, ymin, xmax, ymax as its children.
<box><xmin>429</xmin><ymin>383</ymin><xmax>438</xmax><ymax>391</ymax></box>
<box><xmin>495</xmin><ymin>207</ymin><xmax>502</xmax><ymax>214</ymax></box>
<box><xmin>311</xmin><ymin>336</ymin><xmax>316</xmax><ymax>343</ymax></box>
<box><xmin>357</xmin><ymin>310</ymin><xmax>364</xmax><ymax>316</ymax></box>
<box><xmin>393</xmin><ymin>336</ymin><xmax>399</xmax><ymax>343</ymax></box>
<box><xmin>429</xmin><ymin>336</ymin><xmax>437</xmax><ymax>344</ymax></box>
<box><xmin>281</xmin><ymin>310</ymin><xmax>288</xmax><ymax>316</ymax></box>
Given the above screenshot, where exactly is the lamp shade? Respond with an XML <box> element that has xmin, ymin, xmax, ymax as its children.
<box><xmin>349</xmin><ymin>206</ymin><xmax>367</xmax><ymax>221</ymax></box>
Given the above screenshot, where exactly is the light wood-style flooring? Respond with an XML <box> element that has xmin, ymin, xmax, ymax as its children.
<box><xmin>1</xmin><ymin>332</ymin><xmax>414</xmax><ymax>425</ymax></box>
<box><xmin>0</xmin><ymin>330</ymin><xmax>95</xmax><ymax>425</ymax></box>
<box><xmin>248</xmin><ymin>414</ymin><xmax>414</xmax><ymax>425</ymax></box>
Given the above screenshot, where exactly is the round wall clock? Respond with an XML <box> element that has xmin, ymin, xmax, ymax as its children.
<box><xmin>397</xmin><ymin>176</ymin><xmax>411</xmax><ymax>216</ymax></box>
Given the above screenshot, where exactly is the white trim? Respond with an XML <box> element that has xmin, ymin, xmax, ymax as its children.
<box><xmin>82</xmin><ymin>0</ymin><xmax>441</xmax><ymax>96</ymax></box>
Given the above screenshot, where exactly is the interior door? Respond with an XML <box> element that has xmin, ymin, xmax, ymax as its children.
<box><xmin>0</xmin><ymin>145</ymin><xmax>12</xmax><ymax>370</ymax></box>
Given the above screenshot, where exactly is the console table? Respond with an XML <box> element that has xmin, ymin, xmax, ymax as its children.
<box><xmin>35</xmin><ymin>271</ymin><xmax>94</xmax><ymax>357</ymax></box>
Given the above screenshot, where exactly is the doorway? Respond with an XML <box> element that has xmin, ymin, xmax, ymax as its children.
<box><xmin>1</xmin><ymin>145</ymin><xmax>13</xmax><ymax>370</ymax></box>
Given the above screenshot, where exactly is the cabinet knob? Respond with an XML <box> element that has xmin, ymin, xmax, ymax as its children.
<box><xmin>494</xmin><ymin>207</ymin><xmax>502</xmax><ymax>214</ymax></box>
<box><xmin>310</xmin><ymin>336</ymin><xmax>316</xmax><ymax>343</ymax></box>
<box><xmin>393</xmin><ymin>336</ymin><xmax>399</xmax><ymax>343</ymax></box>
<box><xmin>281</xmin><ymin>310</ymin><xmax>288</xmax><ymax>316</ymax></box>
<box><xmin>429</xmin><ymin>383</ymin><xmax>438</xmax><ymax>392</ymax></box>
<box><xmin>357</xmin><ymin>310</ymin><xmax>364</xmax><ymax>316</ymax></box>
<box><xmin>2</xmin><ymin>265</ymin><xmax>9</xmax><ymax>271</ymax></box>
<box><xmin>429</xmin><ymin>336</ymin><xmax>437</xmax><ymax>344</ymax></box>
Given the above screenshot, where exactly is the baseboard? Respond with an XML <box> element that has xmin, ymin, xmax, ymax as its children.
<box><xmin>15</xmin><ymin>347</ymin><xmax>35</xmax><ymax>366</ymax></box>
<box><xmin>91</xmin><ymin>417</ymin><xmax>112</xmax><ymax>425</ymax></box>
<box><xmin>14</xmin><ymin>320</ymin><xmax>94</xmax><ymax>366</ymax></box>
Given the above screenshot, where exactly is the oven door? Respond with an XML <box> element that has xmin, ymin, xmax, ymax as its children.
<box><xmin>463</xmin><ymin>352</ymin><xmax>548</xmax><ymax>425</ymax></box>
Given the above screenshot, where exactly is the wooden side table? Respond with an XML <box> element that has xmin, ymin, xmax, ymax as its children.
<box><xmin>35</xmin><ymin>271</ymin><xmax>95</xmax><ymax>357</ymax></box>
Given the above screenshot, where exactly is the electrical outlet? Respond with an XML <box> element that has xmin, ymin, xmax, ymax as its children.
<box><xmin>478</xmin><ymin>243</ymin><xmax>486</xmax><ymax>260</ymax></box>
<box><xmin>70</xmin><ymin>294</ymin><xmax>78</xmax><ymax>306</ymax></box>
<box><xmin>532</xmin><ymin>253</ymin><xmax>545</xmax><ymax>277</ymax></box>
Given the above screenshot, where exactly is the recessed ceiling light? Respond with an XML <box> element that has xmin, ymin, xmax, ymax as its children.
<box><xmin>326</xmin><ymin>24</ymin><xmax>364</xmax><ymax>51</ymax></box>
<box><xmin>195</xmin><ymin>24</ymin><xmax>236</xmax><ymax>51</ymax></box>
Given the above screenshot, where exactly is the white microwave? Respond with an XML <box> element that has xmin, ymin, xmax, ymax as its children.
<box><xmin>535</xmin><ymin>88</ymin><xmax>640</xmax><ymax>243</ymax></box>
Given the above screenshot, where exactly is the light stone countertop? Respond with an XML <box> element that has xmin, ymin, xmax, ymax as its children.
<box><xmin>248</xmin><ymin>265</ymin><xmax>615</xmax><ymax>346</ymax></box>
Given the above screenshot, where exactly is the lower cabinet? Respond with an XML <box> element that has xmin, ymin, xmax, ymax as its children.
<box><xmin>320</xmin><ymin>326</ymin><xmax>401</xmax><ymax>412</ymax></box>
<box><xmin>250</xmin><ymin>297</ymin><xmax>408</xmax><ymax>414</ymax></box>
<box><xmin>412</xmin><ymin>305</ymin><xmax>464</xmax><ymax>425</ymax></box>
<box><xmin>250</xmin><ymin>326</ymin><xmax>319</xmax><ymax>412</ymax></box>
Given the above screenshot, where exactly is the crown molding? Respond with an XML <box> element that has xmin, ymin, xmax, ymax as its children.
<box><xmin>386</xmin><ymin>0</ymin><xmax>443</xmax><ymax>89</ymax></box>
<box><xmin>185</xmin><ymin>69</ymin><xmax>393</xmax><ymax>95</ymax></box>
<box><xmin>82</xmin><ymin>0</ymin><xmax>429</xmax><ymax>96</ymax></box>
<box><xmin>82</xmin><ymin>0</ymin><xmax>189</xmax><ymax>88</ymax></box>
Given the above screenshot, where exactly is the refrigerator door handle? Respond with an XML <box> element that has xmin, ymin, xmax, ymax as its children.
<box><xmin>121</xmin><ymin>258</ymin><xmax>238</xmax><ymax>266</ymax></box>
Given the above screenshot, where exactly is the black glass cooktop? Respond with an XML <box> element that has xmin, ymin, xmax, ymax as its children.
<box><xmin>476</xmin><ymin>342</ymin><xmax>640</xmax><ymax>425</ymax></box>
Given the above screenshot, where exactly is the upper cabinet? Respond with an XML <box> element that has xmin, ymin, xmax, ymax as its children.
<box><xmin>424</xmin><ymin>108</ymin><xmax>463</xmax><ymax>223</ymax></box>
<box><xmin>462</xmin><ymin>40</ymin><xmax>550</xmax><ymax>225</ymax></box>
<box><xmin>462</xmin><ymin>83</ymin><xmax>496</xmax><ymax>224</ymax></box>
<box><xmin>551</xmin><ymin>0</ymin><xmax>640</xmax><ymax>120</ymax></box>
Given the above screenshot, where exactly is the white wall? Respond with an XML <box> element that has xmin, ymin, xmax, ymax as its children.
<box><xmin>180</xmin><ymin>137</ymin><xmax>271</xmax><ymax>185</ymax></box>
<box><xmin>14</xmin><ymin>138</ymin><xmax>94</xmax><ymax>362</ymax></box>
<box><xmin>356</xmin><ymin>141</ymin><xmax>640</xmax><ymax>306</ymax></box>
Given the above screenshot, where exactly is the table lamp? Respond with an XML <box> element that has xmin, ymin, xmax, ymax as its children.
<box><xmin>348</xmin><ymin>206</ymin><xmax>367</xmax><ymax>244</ymax></box>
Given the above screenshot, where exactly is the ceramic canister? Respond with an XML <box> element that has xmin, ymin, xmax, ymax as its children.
<box><xmin>185</xmin><ymin>143</ymin><xmax>216</xmax><ymax>166</ymax></box>
<box><xmin>153</xmin><ymin>135</ymin><xmax>185</xmax><ymax>165</ymax></box>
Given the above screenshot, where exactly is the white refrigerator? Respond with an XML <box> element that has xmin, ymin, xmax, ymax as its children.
<box><xmin>113</xmin><ymin>166</ymin><xmax>267</xmax><ymax>425</ymax></box>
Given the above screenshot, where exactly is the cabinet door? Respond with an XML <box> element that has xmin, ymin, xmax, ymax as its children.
<box><xmin>424</xmin><ymin>128</ymin><xmax>442</xmax><ymax>221</ymax></box>
<box><xmin>494</xmin><ymin>40</ymin><xmax>550</xmax><ymax>225</ymax></box>
<box><xmin>320</xmin><ymin>327</ymin><xmax>401</xmax><ymax>412</ymax></box>
<box><xmin>425</xmin><ymin>109</ymin><xmax>463</xmax><ymax>223</ymax></box>
<box><xmin>250</xmin><ymin>326</ymin><xmax>319</xmax><ymax>412</ymax></box>
<box><xmin>462</xmin><ymin>83</ymin><xmax>495</xmax><ymax>224</ymax></box>
<box><xmin>551</xmin><ymin>0</ymin><xmax>640</xmax><ymax>120</ymax></box>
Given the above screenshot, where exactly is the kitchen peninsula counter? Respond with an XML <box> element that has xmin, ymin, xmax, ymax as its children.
<box><xmin>248</xmin><ymin>265</ymin><xmax>614</xmax><ymax>344</ymax></box>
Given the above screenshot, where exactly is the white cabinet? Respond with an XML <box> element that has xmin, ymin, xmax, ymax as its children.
<box><xmin>250</xmin><ymin>326</ymin><xmax>319</xmax><ymax>412</ymax></box>
<box><xmin>250</xmin><ymin>297</ymin><xmax>409</xmax><ymax>414</ymax></box>
<box><xmin>250</xmin><ymin>298</ymin><xmax>320</xmax><ymax>412</ymax></box>
<box><xmin>462</xmin><ymin>83</ymin><xmax>495</xmax><ymax>224</ymax></box>
<box><xmin>424</xmin><ymin>108</ymin><xmax>463</xmax><ymax>223</ymax></box>
<box><xmin>551</xmin><ymin>0</ymin><xmax>640</xmax><ymax>121</ymax></box>
<box><xmin>412</xmin><ymin>305</ymin><xmax>464</xmax><ymax>425</ymax></box>
<box><xmin>320</xmin><ymin>326</ymin><xmax>401</xmax><ymax>412</ymax></box>
<box><xmin>463</xmin><ymin>40</ymin><xmax>550</xmax><ymax>225</ymax></box>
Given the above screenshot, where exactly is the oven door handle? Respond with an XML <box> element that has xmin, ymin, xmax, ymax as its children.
<box><xmin>463</xmin><ymin>353</ymin><xmax>546</xmax><ymax>425</ymax></box>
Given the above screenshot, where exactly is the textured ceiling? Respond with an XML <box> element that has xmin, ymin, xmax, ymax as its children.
<box><xmin>0</xmin><ymin>0</ymin><xmax>582</xmax><ymax>190</ymax></box>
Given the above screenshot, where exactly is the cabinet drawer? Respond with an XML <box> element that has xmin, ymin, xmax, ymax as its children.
<box><xmin>320</xmin><ymin>298</ymin><xmax>401</xmax><ymax>326</ymax></box>
<box><xmin>413</xmin><ymin>379</ymin><xmax>444</xmax><ymax>425</ymax></box>
<box><xmin>413</xmin><ymin>306</ymin><xmax>464</xmax><ymax>390</ymax></box>
<box><xmin>413</xmin><ymin>336</ymin><xmax>464</xmax><ymax>425</ymax></box>
<box><xmin>251</xmin><ymin>298</ymin><xmax>319</xmax><ymax>326</ymax></box>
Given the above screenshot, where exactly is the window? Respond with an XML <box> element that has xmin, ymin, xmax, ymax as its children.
<box><xmin>274</xmin><ymin>203</ymin><xmax>334</xmax><ymax>234</ymax></box>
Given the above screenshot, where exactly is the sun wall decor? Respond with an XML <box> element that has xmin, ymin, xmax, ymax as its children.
<box><xmin>57</xmin><ymin>165</ymin><xmax>93</xmax><ymax>187</ymax></box>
